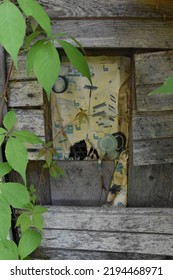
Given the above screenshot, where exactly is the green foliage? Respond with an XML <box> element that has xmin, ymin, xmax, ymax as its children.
<box><xmin>18</xmin><ymin>229</ymin><xmax>42</xmax><ymax>260</ymax></box>
<box><xmin>0</xmin><ymin>1</ymin><xmax>26</xmax><ymax>68</ymax></box>
<box><xmin>149</xmin><ymin>72</ymin><xmax>173</xmax><ymax>95</ymax></box>
<box><xmin>12</xmin><ymin>130</ymin><xmax>43</xmax><ymax>144</ymax></box>
<box><xmin>59</xmin><ymin>40</ymin><xmax>92</xmax><ymax>85</ymax></box>
<box><xmin>27</xmin><ymin>40</ymin><xmax>60</xmax><ymax>98</ymax></box>
<box><xmin>0</xmin><ymin>240</ymin><xmax>19</xmax><ymax>260</ymax></box>
<box><xmin>0</xmin><ymin>162</ymin><xmax>12</xmax><ymax>178</ymax></box>
<box><xmin>17</xmin><ymin>0</ymin><xmax>51</xmax><ymax>36</ymax></box>
<box><xmin>0</xmin><ymin>127</ymin><xmax>7</xmax><ymax>145</ymax></box>
<box><xmin>3</xmin><ymin>110</ymin><xmax>16</xmax><ymax>131</ymax></box>
<box><xmin>5</xmin><ymin>137</ymin><xmax>28</xmax><ymax>184</ymax></box>
<box><xmin>0</xmin><ymin>183</ymin><xmax>30</xmax><ymax>208</ymax></box>
<box><xmin>0</xmin><ymin>196</ymin><xmax>11</xmax><ymax>240</ymax></box>
<box><xmin>0</xmin><ymin>0</ymin><xmax>92</xmax><ymax>261</ymax></box>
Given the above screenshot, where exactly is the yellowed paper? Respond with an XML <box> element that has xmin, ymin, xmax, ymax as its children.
<box><xmin>51</xmin><ymin>56</ymin><xmax>130</xmax><ymax>206</ymax></box>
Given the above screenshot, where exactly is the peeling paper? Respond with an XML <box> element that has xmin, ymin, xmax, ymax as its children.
<box><xmin>51</xmin><ymin>56</ymin><xmax>130</xmax><ymax>206</ymax></box>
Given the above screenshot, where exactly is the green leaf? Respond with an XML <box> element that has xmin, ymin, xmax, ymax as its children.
<box><xmin>0</xmin><ymin>127</ymin><xmax>7</xmax><ymax>146</ymax></box>
<box><xmin>0</xmin><ymin>162</ymin><xmax>12</xmax><ymax>177</ymax></box>
<box><xmin>16</xmin><ymin>212</ymin><xmax>32</xmax><ymax>234</ymax></box>
<box><xmin>12</xmin><ymin>130</ymin><xmax>43</xmax><ymax>144</ymax></box>
<box><xmin>0</xmin><ymin>240</ymin><xmax>19</xmax><ymax>260</ymax></box>
<box><xmin>69</xmin><ymin>35</ymin><xmax>86</xmax><ymax>55</ymax></box>
<box><xmin>149</xmin><ymin>72</ymin><xmax>173</xmax><ymax>95</ymax></box>
<box><xmin>0</xmin><ymin>1</ymin><xmax>26</xmax><ymax>68</ymax></box>
<box><xmin>30</xmin><ymin>17</ymin><xmax>39</xmax><ymax>32</ymax></box>
<box><xmin>3</xmin><ymin>110</ymin><xmax>16</xmax><ymax>131</ymax></box>
<box><xmin>5</xmin><ymin>137</ymin><xmax>28</xmax><ymax>184</ymax></box>
<box><xmin>0</xmin><ymin>196</ymin><xmax>11</xmax><ymax>240</ymax></box>
<box><xmin>49</xmin><ymin>164</ymin><xmax>65</xmax><ymax>178</ymax></box>
<box><xmin>18</xmin><ymin>229</ymin><xmax>42</xmax><ymax>259</ymax></box>
<box><xmin>26</xmin><ymin>39</ymin><xmax>45</xmax><ymax>77</ymax></box>
<box><xmin>33</xmin><ymin>41</ymin><xmax>60</xmax><ymax>98</ymax></box>
<box><xmin>32</xmin><ymin>213</ymin><xmax>44</xmax><ymax>232</ymax></box>
<box><xmin>17</xmin><ymin>0</ymin><xmax>51</xmax><ymax>36</ymax></box>
<box><xmin>0</xmin><ymin>183</ymin><xmax>30</xmax><ymax>208</ymax></box>
<box><xmin>24</xmin><ymin>31</ymin><xmax>41</xmax><ymax>49</ymax></box>
<box><xmin>58</xmin><ymin>39</ymin><xmax>92</xmax><ymax>84</ymax></box>
<box><xmin>34</xmin><ymin>205</ymin><xmax>47</xmax><ymax>214</ymax></box>
<box><xmin>26</xmin><ymin>40</ymin><xmax>60</xmax><ymax>98</ymax></box>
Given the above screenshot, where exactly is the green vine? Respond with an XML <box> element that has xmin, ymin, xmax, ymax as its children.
<box><xmin>0</xmin><ymin>0</ymin><xmax>91</xmax><ymax>259</ymax></box>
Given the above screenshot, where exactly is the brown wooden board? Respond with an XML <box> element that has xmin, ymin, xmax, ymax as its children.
<box><xmin>52</xmin><ymin>19</ymin><xmax>173</xmax><ymax>49</ymax></box>
<box><xmin>40</xmin><ymin>0</ymin><xmax>173</xmax><ymax>19</ymax></box>
<box><xmin>8</xmin><ymin>161</ymin><xmax>51</xmax><ymax>205</ymax></box>
<box><xmin>50</xmin><ymin>161</ymin><xmax>115</xmax><ymax>206</ymax></box>
<box><xmin>135</xmin><ymin>51</ymin><xmax>173</xmax><ymax>112</ymax></box>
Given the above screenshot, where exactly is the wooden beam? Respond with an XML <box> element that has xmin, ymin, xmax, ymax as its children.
<box><xmin>52</xmin><ymin>19</ymin><xmax>173</xmax><ymax>49</ymax></box>
<box><xmin>40</xmin><ymin>0</ymin><xmax>173</xmax><ymax>19</ymax></box>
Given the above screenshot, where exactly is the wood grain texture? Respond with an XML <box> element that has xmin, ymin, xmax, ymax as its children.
<box><xmin>128</xmin><ymin>163</ymin><xmax>173</xmax><ymax>207</ymax></box>
<box><xmin>7</xmin><ymin>55</ymin><xmax>35</xmax><ymax>80</ymax></box>
<box><xmin>40</xmin><ymin>206</ymin><xmax>173</xmax><ymax>257</ymax></box>
<box><xmin>52</xmin><ymin>19</ymin><xmax>173</xmax><ymax>49</ymax></box>
<box><xmin>44</xmin><ymin>206</ymin><xmax>173</xmax><ymax>234</ymax></box>
<box><xmin>8</xmin><ymin>81</ymin><xmax>43</xmax><ymax>107</ymax></box>
<box><xmin>132</xmin><ymin>112</ymin><xmax>173</xmax><ymax>140</ymax></box>
<box><xmin>14</xmin><ymin>109</ymin><xmax>45</xmax><ymax>138</ymax></box>
<box><xmin>133</xmin><ymin>138</ymin><xmax>173</xmax><ymax>165</ymax></box>
<box><xmin>9</xmin><ymin>161</ymin><xmax>51</xmax><ymax>204</ymax></box>
<box><xmin>35</xmin><ymin>249</ymin><xmax>173</xmax><ymax>260</ymax></box>
<box><xmin>50</xmin><ymin>161</ymin><xmax>115</xmax><ymax>206</ymax></box>
<box><xmin>40</xmin><ymin>0</ymin><xmax>173</xmax><ymax>18</ymax></box>
<box><xmin>14</xmin><ymin>109</ymin><xmax>45</xmax><ymax>160</ymax></box>
<box><xmin>0</xmin><ymin>46</ymin><xmax>5</xmax><ymax>94</ymax></box>
<box><xmin>135</xmin><ymin>51</ymin><xmax>173</xmax><ymax>111</ymax></box>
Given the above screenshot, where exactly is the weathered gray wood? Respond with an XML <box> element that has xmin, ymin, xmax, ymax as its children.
<box><xmin>41</xmin><ymin>207</ymin><xmax>173</xmax><ymax>257</ymax></box>
<box><xmin>135</xmin><ymin>51</ymin><xmax>173</xmax><ymax>111</ymax></box>
<box><xmin>133</xmin><ymin>139</ymin><xmax>173</xmax><ymax>165</ymax></box>
<box><xmin>41</xmin><ymin>229</ymin><xmax>173</xmax><ymax>256</ymax></box>
<box><xmin>44</xmin><ymin>206</ymin><xmax>173</xmax><ymax>234</ymax></box>
<box><xmin>36</xmin><ymin>249</ymin><xmax>173</xmax><ymax>260</ymax></box>
<box><xmin>14</xmin><ymin>109</ymin><xmax>45</xmax><ymax>138</ymax></box>
<box><xmin>128</xmin><ymin>163</ymin><xmax>173</xmax><ymax>207</ymax></box>
<box><xmin>133</xmin><ymin>112</ymin><xmax>173</xmax><ymax>140</ymax></box>
<box><xmin>52</xmin><ymin>20</ymin><xmax>173</xmax><ymax>49</ymax></box>
<box><xmin>50</xmin><ymin>161</ymin><xmax>115</xmax><ymax>206</ymax></box>
<box><xmin>7</xmin><ymin>55</ymin><xmax>35</xmax><ymax>80</ymax></box>
<box><xmin>40</xmin><ymin>0</ymin><xmax>173</xmax><ymax>18</ymax></box>
<box><xmin>14</xmin><ymin>109</ymin><xmax>45</xmax><ymax>160</ymax></box>
<box><xmin>9</xmin><ymin>161</ymin><xmax>51</xmax><ymax>204</ymax></box>
<box><xmin>0</xmin><ymin>46</ymin><xmax>5</xmax><ymax>95</ymax></box>
<box><xmin>8</xmin><ymin>81</ymin><xmax>43</xmax><ymax>107</ymax></box>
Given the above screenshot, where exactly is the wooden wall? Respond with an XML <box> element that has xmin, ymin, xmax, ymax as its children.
<box><xmin>1</xmin><ymin>0</ymin><xmax>173</xmax><ymax>206</ymax></box>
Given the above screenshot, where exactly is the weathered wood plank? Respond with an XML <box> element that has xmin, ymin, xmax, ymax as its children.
<box><xmin>40</xmin><ymin>207</ymin><xmax>173</xmax><ymax>258</ymax></box>
<box><xmin>128</xmin><ymin>163</ymin><xmax>173</xmax><ymax>207</ymax></box>
<box><xmin>9</xmin><ymin>161</ymin><xmax>51</xmax><ymax>204</ymax></box>
<box><xmin>40</xmin><ymin>0</ymin><xmax>173</xmax><ymax>18</ymax></box>
<box><xmin>8</xmin><ymin>81</ymin><xmax>43</xmax><ymax>107</ymax></box>
<box><xmin>7</xmin><ymin>55</ymin><xmax>35</xmax><ymax>80</ymax></box>
<box><xmin>41</xmin><ymin>229</ymin><xmax>173</xmax><ymax>256</ymax></box>
<box><xmin>133</xmin><ymin>138</ymin><xmax>173</xmax><ymax>165</ymax></box>
<box><xmin>50</xmin><ymin>161</ymin><xmax>115</xmax><ymax>206</ymax></box>
<box><xmin>14</xmin><ymin>109</ymin><xmax>45</xmax><ymax>160</ymax></box>
<box><xmin>52</xmin><ymin>20</ymin><xmax>173</xmax><ymax>49</ymax></box>
<box><xmin>0</xmin><ymin>46</ymin><xmax>5</xmax><ymax>95</ymax></box>
<box><xmin>14</xmin><ymin>109</ymin><xmax>45</xmax><ymax>138</ymax></box>
<box><xmin>44</xmin><ymin>206</ymin><xmax>173</xmax><ymax>234</ymax></box>
<box><xmin>36</xmin><ymin>249</ymin><xmax>173</xmax><ymax>260</ymax></box>
<box><xmin>135</xmin><ymin>51</ymin><xmax>173</xmax><ymax>111</ymax></box>
<box><xmin>132</xmin><ymin>112</ymin><xmax>173</xmax><ymax>140</ymax></box>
